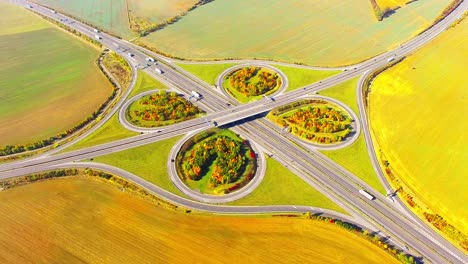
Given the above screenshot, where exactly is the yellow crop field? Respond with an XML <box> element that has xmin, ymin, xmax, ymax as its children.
<box><xmin>0</xmin><ymin>177</ymin><xmax>398</xmax><ymax>263</ymax></box>
<box><xmin>369</xmin><ymin>19</ymin><xmax>467</xmax><ymax>234</ymax></box>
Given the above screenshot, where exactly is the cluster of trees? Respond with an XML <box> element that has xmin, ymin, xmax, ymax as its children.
<box><xmin>369</xmin><ymin>0</ymin><xmax>394</xmax><ymax>21</ymax></box>
<box><xmin>286</xmin><ymin>107</ymin><xmax>350</xmax><ymax>133</ymax></box>
<box><xmin>130</xmin><ymin>91</ymin><xmax>203</xmax><ymax>125</ymax></box>
<box><xmin>103</xmin><ymin>52</ymin><xmax>131</xmax><ymax>88</ymax></box>
<box><xmin>272</xmin><ymin>105</ymin><xmax>352</xmax><ymax>144</ymax></box>
<box><xmin>130</xmin><ymin>0</ymin><xmax>215</xmax><ymax>37</ymax></box>
<box><xmin>228</xmin><ymin>67</ymin><xmax>279</xmax><ymax>96</ymax></box>
<box><xmin>182</xmin><ymin>135</ymin><xmax>254</xmax><ymax>187</ymax></box>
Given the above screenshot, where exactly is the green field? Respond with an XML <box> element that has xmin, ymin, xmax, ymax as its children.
<box><xmin>0</xmin><ymin>177</ymin><xmax>398</xmax><ymax>263</ymax></box>
<box><xmin>275</xmin><ymin>66</ymin><xmax>340</xmax><ymax>92</ymax></box>
<box><xmin>141</xmin><ymin>0</ymin><xmax>448</xmax><ymax>66</ymax></box>
<box><xmin>32</xmin><ymin>0</ymin><xmax>203</xmax><ymax>39</ymax></box>
<box><xmin>32</xmin><ymin>0</ymin><xmax>134</xmax><ymax>38</ymax></box>
<box><xmin>319</xmin><ymin>77</ymin><xmax>386</xmax><ymax>195</ymax></box>
<box><xmin>176</xmin><ymin>62</ymin><xmax>340</xmax><ymax>92</ymax></box>
<box><xmin>176</xmin><ymin>62</ymin><xmax>238</xmax><ymax>85</ymax></box>
<box><xmin>128</xmin><ymin>70</ymin><xmax>168</xmax><ymax>98</ymax></box>
<box><xmin>228</xmin><ymin>157</ymin><xmax>346</xmax><ymax>214</ymax></box>
<box><xmin>0</xmin><ymin>2</ymin><xmax>113</xmax><ymax>146</ymax></box>
<box><xmin>91</xmin><ymin>136</ymin><xmax>186</xmax><ymax>197</ymax></box>
<box><xmin>369</xmin><ymin>18</ymin><xmax>468</xmax><ymax>233</ymax></box>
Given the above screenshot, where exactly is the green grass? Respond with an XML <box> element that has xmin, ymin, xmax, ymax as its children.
<box><xmin>141</xmin><ymin>0</ymin><xmax>448</xmax><ymax>66</ymax></box>
<box><xmin>91</xmin><ymin>136</ymin><xmax>186</xmax><ymax>197</ymax></box>
<box><xmin>64</xmin><ymin>113</ymin><xmax>138</xmax><ymax>152</ymax></box>
<box><xmin>0</xmin><ymin>2</ymin><xmax>113</xmax><ymax>146</ymax></box>
<box><xmin>228</xmin><ymin>157</ymin><xmax>346</xmax><ymax>213</ymax></box>
<box><xmin>319</xmin><ymin>77</ymin><xmax>360</xmax><ymax>115</ymax></box>
<box><xmin>63</xmin><ymin>70</ymin><xmax>165</xmax><ymax>152</ymax></box>
<box><xmin>176</xmin><ymin>62</ymin><xmax>238</xmax><ymax>86</ymax></box>
<box><xmin>128</xmin><ymin>70</ymin><xmax>168</xmax><ymax>99</ymax></box>
<box><xmin>321</xmin><ymin>135</ymin><xmax>386</xmax><ymax>195</ymax></box>
<box><xmin>318</xmin><ymin>77</ymin><xmax>386</xmax><ymax>195</ymax></box>
<box><xmin>273</xmin><ymin>65</ymin><xmax>341</xmax><ymax>92</ymax></box>
<box><xmin>176</xmin><ymin>62</ymin><xmax>341</xmax><ymax>96</ymax></box>
<box><xmin>32</xmin><ymin>0</ymin><xmax>134</xmax><ymax>38</ymax></box>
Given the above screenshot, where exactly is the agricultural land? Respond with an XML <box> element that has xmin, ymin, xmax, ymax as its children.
<box><xmin>177</xmin><ymin>129</ymin><xmax>257</xmax><ymax>194</ymax></box>
<box><xmin>140</xmin><ymin>0</ymin><xmax>449</xmax><ymax>66</ymax></box>
<box><xmin>0</xmin><ymin>177</ymin><xmax>398</xmax><ymax>264</ymax></box>
<box><xmin>32</xmin><ymin>0</ymin><xmax>209</xmax><ymax>38</ymax></box>
<box><xmin>0</xmin><ymin>2</ymin><xmax>112</xmax><ymax>147</ymax></box>
<box><xmin>368</xmin><ymin>18</ymin><xmax>467</xmax><ymax>235</ymax></box>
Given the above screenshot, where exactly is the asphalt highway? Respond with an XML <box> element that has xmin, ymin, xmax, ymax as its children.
<box><xmin>4</xmin><ymin>0</ymin><xmax>468</xmax><ymax>262</ymax></box>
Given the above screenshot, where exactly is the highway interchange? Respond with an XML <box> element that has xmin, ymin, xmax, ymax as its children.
<box><xmin>2</xmin><ymin>0</ymin><xmax>468</xmax><ymax>263</ymax></box>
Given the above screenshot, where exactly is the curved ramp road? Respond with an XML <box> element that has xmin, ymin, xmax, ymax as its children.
<box><xmin>3</xmin><ymin>0</ymin><xmax>468</xmax><ymax>263</ymax></box>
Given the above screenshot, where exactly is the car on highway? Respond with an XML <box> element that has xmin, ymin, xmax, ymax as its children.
<box><xmin>127</xmin><ymin>52</ymin><xmax>134</xmax><ymax>57</ymax></box>
<box><xmin>94</xmin><ymin>35</ymin><xmax>102</xmax><ymax>40</ymax></box>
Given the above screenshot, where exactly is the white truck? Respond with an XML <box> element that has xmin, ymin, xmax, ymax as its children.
<box><xmin>154</xmin><ymin>68</ymin><xmax>164</xmax><ymax>74</ymax></box>
<box><xmin>191</xmin><ymin>91</ymin><xmax>202</xmax><ymax>99</ymax></box>
<box><xmin>359</xmin><ymin>189</ymin><xmax>375</xmax><ymax>200</ymax></box>
<box><xmin>387</xmin><ymin>57</ymin><xmax>395</xmax><ymax>62</ymax></box>
<box><xmin>94</xmin><ymin>35</ymin><xmax>102</xmax><ymax>40</ymax></box>
<box><xmin>146</xmin><ymin>57</ymin><xmax>155</xmax><ymax>62</ymax></box>
<box><xmin>93</xmin><ymin>29</ymin><xmax>100</xmax><ymax>33</ymax></box>
<box><xmin>50</xmin><ymin>9</ymin><xmax>57</xmax><ymax>14</ymax></box>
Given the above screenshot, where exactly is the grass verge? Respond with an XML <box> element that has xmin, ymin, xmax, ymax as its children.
<box><xmin>90</xmin><ymin>136</ymin><xmax>185</xmax><ymax>197</ymax></box>
<box><xmin>228</xmin><ymin>157</ymin><xmax>346</xmax><ymax>214</ymax></box>
<box><xmin>318</xmin><ymin>77</ymin><xmax>386</xmax><ymax>195</ymax></box>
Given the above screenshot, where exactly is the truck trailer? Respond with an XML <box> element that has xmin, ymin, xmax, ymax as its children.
<box><xmin>154</xmin><ymin>68</ymin><xmax>164</xmax><ymax>74</ymax></box>
<box><xmin>191</xmin><ymin>91</ymin><xmax>202</xmax><ymax>99</ymax></box>
<box><xmin>359</xmin><ymin>189</ymin><xmax>375</xmax><ymax>200</ymax></box>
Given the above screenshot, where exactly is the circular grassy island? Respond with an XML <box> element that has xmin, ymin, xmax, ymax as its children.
<box><xmin>126</xmin><ymin>90</ymin><xmax>204</xmax><ymax>127</ymax></box>
<box><xmin>176</xmin><ymin>129</ymin><xmax>257</xmax><ymax>195</ymax></box>
<box><xmin>222</xmin><ymin>66</ymin><xmax>282</xmax><ymax>103</ymax></box>
<box><xmin>270</xmin><ymin>99</ymin><xmax>354</xmax><ymax>144</ymax></box>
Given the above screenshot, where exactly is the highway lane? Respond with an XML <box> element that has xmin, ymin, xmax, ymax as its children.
<box><xmin>239</xmin><ymin>120</ymin><xmax>466</xmax><ymax>263</ymax></box>
<box><xmin>6</xmin><ymin>0</ymin><xmax>468</xmax><ymax>262</ymax></box>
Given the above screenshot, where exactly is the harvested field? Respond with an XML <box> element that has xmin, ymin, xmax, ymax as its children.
<box><xmin>0</xmin><ymin>177</ymin><xmax>398</xmax><ymax>264</ymax></box>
